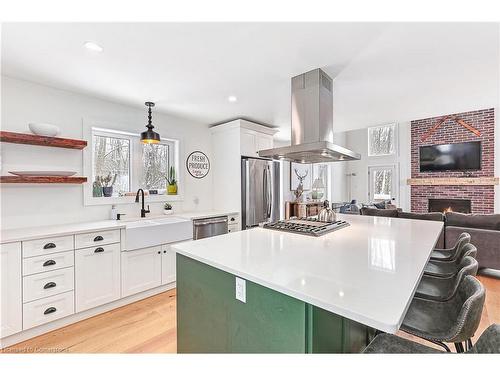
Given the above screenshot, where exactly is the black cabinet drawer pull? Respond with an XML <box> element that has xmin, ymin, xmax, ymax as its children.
<box><xmin>157</xmin><ymin>251</ymin><xmax>161</xmax><ymax>254</ymax></box>
<box><xmin>94</xmin><ymin>235</ymin><xmax>104</xmax><ymax>242</ymax></box>
<box><xmin>43</xmin><ymin>282</ymin><xmax>57</xmax><ymax>289</ymax></box>
<box><xmin>43</xmin><ymin>243</ymin><xmax>56</xmax><ymax>249</ymax></box>
<box><xmin>163</xmin><ymin>250</ymin><xmax>166</xmax><ymax>253</ymax></box>
<box><xmin>94</xmin><ymin>247</ymin><xmax>104</xmax><ymax>253</ymax></box>
<box><xmin>43</xmin><ymin>260</ymin><xmax>56</xmax><ymax>267</ymax></box>
<box><xmin>44</xmin><ymin>307</ymin><xmax>57</xmax><ymax>315</ymax></box>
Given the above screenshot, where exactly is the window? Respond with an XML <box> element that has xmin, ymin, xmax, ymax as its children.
<box><xmin>92</xmin><ymin>134</ymin><xmax>131</xmax><ymax>196</ymax></box>
<box><xmin>86</xmin><ymin>126</ymin><xmax>179</xmax><ymax>203</ymax></box>
<box><xmin>141</xmin><ymin>143</ymin><xmax>170</xmax><ymax>190</ymax></box>
<box><xmin>368</xmin><ymin>165</ymin><xmax>396</xmax><ymax>202</ymax></box>
<box><xmin>312</xmin><ymin>163</ymin><xmax>329</xmax><ymax>200</ymax></box>
<box><xmin>368</xmin><ymin>124</ymin><xmax>396</xmax><ymax>156</ymax></box>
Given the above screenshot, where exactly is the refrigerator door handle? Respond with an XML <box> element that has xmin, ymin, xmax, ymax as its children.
<box><xmin>262</xmin><ymin>167</ymin><xmax>268</xmax><ymax>218</ymax></box>
<box><xmin>266</xmin><ymin>166</ymin><xmax>272</xmax><ymax>219</ymax></box>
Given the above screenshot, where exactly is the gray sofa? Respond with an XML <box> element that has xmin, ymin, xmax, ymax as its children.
<box><xmin>445</xmin><ymin>212</ymin><xmax>500</xmax><ymax>271</ymax></box>
<box><xmin>360</xmin><ymin>208</ymin><xmax>500</xmax><ymax>270</ymax></box>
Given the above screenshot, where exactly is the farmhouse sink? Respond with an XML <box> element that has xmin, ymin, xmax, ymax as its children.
<box><xmin>122</xmin><ymin>216</ymin><xmax>192</xmax><ymax>251</ymax></box>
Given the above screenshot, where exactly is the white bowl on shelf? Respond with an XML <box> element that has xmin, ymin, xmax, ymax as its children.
<box><xmin>28</xmin><ymin>123</ymin><xmax>61</xmax><ymax>137</ymax></box>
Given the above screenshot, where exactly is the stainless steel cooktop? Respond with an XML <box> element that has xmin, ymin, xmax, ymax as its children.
<box><xmin>262</xmin><ymin>218</ymin><xmax>349</xmax><ymax>237</ymax></box>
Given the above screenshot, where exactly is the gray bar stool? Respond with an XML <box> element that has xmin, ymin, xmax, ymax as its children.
<box><xmin>401</xmin><ymin>275</ymin><xmax>485</xmax><ymax>352</ymax></box>
<box><xmin>431</xmin><ymin>233</ymin><xmax>470</xmax><ymax>261</ymax></box>
<box><xmin>416</xmin><ymin>256</ymin><xmax>478</xmax><ymax>302</ymax></box>
<box><xmin>363</xmin><ymin>324</ymin><xmax>500</xmax><ymax>353</ymax></box>
<box><xmin>424</xmin><ymin>243</ymin><xmax>477</xmax><ymax>278</ymax></box>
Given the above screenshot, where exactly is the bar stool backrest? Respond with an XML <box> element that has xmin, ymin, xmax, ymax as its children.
<box><xmin>470</xmin><ymin>324</ymin><xmax>500</xmax><ymax>353</ymax></box>
<box><xmin>450</xmin><ymin>275</ymin><xmax>485</xmax><ymax>343</ymax></box>
<box><xmin>455</xmin><ymin>243</ymin><xmax>477</xmax><ymax>265</ymax></box>
<box><xmin>445</xmin><ymin>257</ymin><xmax>479</xmax><ymax>300</ymax></box>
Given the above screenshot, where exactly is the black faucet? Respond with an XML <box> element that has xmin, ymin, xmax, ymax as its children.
<box><xmin>135</xmin><ymin>189</ymin><xmax>150</xmax><ymax>218</ymax></box>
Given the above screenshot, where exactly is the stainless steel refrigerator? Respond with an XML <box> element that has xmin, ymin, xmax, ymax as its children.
<box><xmin>241</xmin><ymin>157</ymin><xmax>280</xmax><ymax>229</ymax></box>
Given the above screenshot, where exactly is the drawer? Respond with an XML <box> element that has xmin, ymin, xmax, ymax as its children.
<box><xmin>23</xmin><ymin>291</ymin><xmax>74</xmax><ymax>330</ymax></box>
<box><xmin>23</xmin><ymin>235</ymin><xmax>74</xmax><ymax>258</ymax></box>
<box><xmin>23</xmin><ymin>267</ymin><xmax>74</xmax><ymax>303</ymax></box>
<box><xmin>75</xmin><ymin>230</ymin><xmax>120</xmax><ymax>249</ymax></box>
<box><xmin>23</xmin><ymin>251</ymin><xmax>74</xmax><ymax>276</ymax></box>
<box><xmin>228</xmin><ymin>223</ymin><xmax>240</xmax><ymax>233</ymax></box>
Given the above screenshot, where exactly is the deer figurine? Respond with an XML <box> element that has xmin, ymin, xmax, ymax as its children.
<box><xmin>293</xmin><ymin>168</ymin><xmax>309</xmax><ymax>201</ymax></box>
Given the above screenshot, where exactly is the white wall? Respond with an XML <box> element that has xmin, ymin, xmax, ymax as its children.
<box><xmin>1</xmin><ymin>76</ymin><xmax>213</xmax><ymax>230</ymax></box>
<box><xmin>345</xmin><ymin>123</ymin><xmax>411</xmax><ymax>211</ymax></box>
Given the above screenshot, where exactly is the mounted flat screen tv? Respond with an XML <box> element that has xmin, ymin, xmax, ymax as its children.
<box><xmin>419</xmin><ymin>141</ymin><xmax>481</xmax><ymax>172</ymax></box>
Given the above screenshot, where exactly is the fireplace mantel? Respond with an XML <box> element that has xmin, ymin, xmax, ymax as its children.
<box><xmin>407</xmin><ymin>177</ymin><xmax>499</xmax><ymax>186</ymax></box>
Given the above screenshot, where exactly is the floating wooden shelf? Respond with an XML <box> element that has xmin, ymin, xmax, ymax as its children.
<box><xmin>0</xmin><ymin>176</ymin><xmax>87</xmax><ymax>184</ymax></box>
<box><xmin>407</xmin><ymin>177</ymin><xmax>499</xmax><ymax>186</ymax></box>
<box><xmin>0</xmin><ymin>131</ymin><xmax>87</xmax><ymax>149</ymax></box>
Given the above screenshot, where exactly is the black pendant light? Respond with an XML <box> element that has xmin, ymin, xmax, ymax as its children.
<box><xmin>141</xmin><ymin>102</ymin><xmax>161</xmax><ymax>144</ymax></box>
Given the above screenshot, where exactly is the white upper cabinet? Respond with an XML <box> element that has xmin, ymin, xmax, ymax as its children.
<box><xmin>1</xmin><ymin>242</ymin><xmax>22</xmax><ymax>338</ymax></box>
<box><xmin>255</xmin><ymin>133</ymin><xmax>273</xmax><ymax>153</ymax></box>
<box><xmin>211</xmin><ymin>119</ymin><xmax>278</xmax><ymax>216</ymax></box>
<box><xmin>240</xmin><ymin>129</ymin><xmax>258</xmax><ymax>157</ymax></box>
<box><xmin>75</xmin><ymin>243</ymin><xmax>121</xmax><ymax>312</ymax></box>
<box><xmin>240</xmin><ymin>127</ymin><xmax>274</xmax><ymax>157</ymax></box>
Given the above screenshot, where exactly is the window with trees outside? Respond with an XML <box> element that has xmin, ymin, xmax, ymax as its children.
<box><xmin>368</xmin><ymin>124</ymin><xmax>396</xmax><ymax>156</ymax></box>
<box><xmin>90</xmin><ymin>128</ymin><xmax>178</xmax><ymax>201</ymax></box>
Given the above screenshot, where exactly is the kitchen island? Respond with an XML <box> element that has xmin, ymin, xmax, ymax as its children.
<box><xmin>172</xmin><ymin>214</ymin><xmax>444</xmax><ymax>353</ymax></box>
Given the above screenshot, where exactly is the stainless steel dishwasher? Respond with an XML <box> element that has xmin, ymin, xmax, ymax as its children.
<box><xmin>193</xmin><ymin>216</ymin><xmax>229</xmax><ymax>240</ymax></box>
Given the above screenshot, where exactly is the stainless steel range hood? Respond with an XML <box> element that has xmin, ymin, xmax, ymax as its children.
<box><xmin>259</xmin><ymin>68</ymin><xmax>360</xmax><ymax>163</ymax></box>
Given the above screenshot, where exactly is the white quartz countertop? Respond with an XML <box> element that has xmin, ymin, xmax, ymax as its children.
<box><xmin>174</xmin><ymin>211</ymin><xmax>238</xmax><ymax>220</ymax></box>
<box><xmin>0</xmin><ymin>210</ymin><xmax>239</xmax><ymax>244</ymax></box>
<box><xmin>0</xmin><ymin>220</ymin><xmax>126</xmax><ymax>244</ymax></box>
<box><xmin>173</xmin><ymin>214</ymin><xmax>444</xmax><ymax>333</ymax></box>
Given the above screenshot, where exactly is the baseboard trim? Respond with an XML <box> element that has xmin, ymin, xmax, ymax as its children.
<box><xmin>0</xmin><ymin>283</ymin><xmax>175</xmax><ymax>349</ymax></box>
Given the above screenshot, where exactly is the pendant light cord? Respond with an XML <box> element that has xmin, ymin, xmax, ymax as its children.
<box><xmin>147</xmin><ymin>103</ymin><xmax>153</xmax><ymax>129</ymax></box>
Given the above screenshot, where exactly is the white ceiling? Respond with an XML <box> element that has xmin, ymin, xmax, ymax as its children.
<box><xmin>2</xmin><ymin>23</ymin><xmax>499</xmax><ymax>138</ymax></box>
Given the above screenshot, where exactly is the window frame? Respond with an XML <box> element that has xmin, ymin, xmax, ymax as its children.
<box><xmin>368</xmin><ymin>164</ymin><xmax>398</xmax><ymax>204</ymax></box>
<box><xmin>367</xmin><ymin>123</ymin><xmax>397</xmax><ymax>157</ymax></box>
<box><xmin>83</xmin><ymin>120</ymin><xmax>183</xmax><ymax>206</ymax></box>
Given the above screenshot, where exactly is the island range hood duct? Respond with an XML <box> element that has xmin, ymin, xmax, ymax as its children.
<box><xmin>259</xmin><ymin>68</ymin><xmax>361</xmax><ymax>163</ymax></box>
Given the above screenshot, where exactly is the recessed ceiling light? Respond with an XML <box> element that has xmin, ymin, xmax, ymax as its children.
<box><xmin>84</xmin><ymin>41</ymin><xmax>103</xmax><ymax>52</ymax></box>
<box><xmin>227</xmin><ymin>95</ymin><xmax>237</xmax><ymax>103</ymax></box>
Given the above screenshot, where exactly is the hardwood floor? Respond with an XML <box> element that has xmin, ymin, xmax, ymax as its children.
<box><xmin>3</xmin><ymin>275</ymin><xmax>499</xmax><ymax>353</ymax></box>
<box><xmin>3</xmin><ymin>288</ymin><xmax>177</xmax><ymax>353</ymax></box>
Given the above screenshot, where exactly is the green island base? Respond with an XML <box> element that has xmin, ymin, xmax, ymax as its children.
<box><xmin>177</xmin><ymin>254</ymin><xmax>376</xmax><ymax>353</ymax></box>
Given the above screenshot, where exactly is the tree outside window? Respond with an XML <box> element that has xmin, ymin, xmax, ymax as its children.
<box><xmin>368</xmin><ymin>124</ymin><xmax>396</xmax><ymax>156</ymax></box>
<box><xmin>93</xmin><ymin>135</ymin><xmax>130</xmax><ymax>195</ymax></box>
<box><xmin>141</xmin><ymin>143</ymin><xmax>170</xmax><ymax>190</ymax></box>
<box><xmin>373</xmin><ymin>169</ymin><xmax>393</xmax><ymax>200</ymax></box>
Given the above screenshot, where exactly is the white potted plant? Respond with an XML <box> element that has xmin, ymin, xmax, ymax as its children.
<box><xmin>163</xmin><ymin>202</ymin><xmax>173</xmax><ymax>215</ymax></box>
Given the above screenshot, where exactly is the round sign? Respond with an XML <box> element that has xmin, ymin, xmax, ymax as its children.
<box><xmin>186</xmin><ymin>151</ymin><xmax>210</xmax><ymax>179</ymax></box>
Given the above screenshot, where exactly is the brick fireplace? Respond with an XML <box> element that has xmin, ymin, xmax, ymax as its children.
<box><xmin>410</xmin><ymin>108</ymin><xmax>495</xmax><ymax>214</ymax></box>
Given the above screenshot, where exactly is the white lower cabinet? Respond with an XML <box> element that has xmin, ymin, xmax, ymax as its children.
<box><xmin>161</xmin><ymin>244</ymin><xmax>176</xmax><ymax>285</ymax></box>
<box><xmin>121</xmin><ymin>246</ymin><xmax>162</xmax><ymax>297</ymax></box>
<box><xmin>161</xmin><ymin>239</ymin><xmax>191</xmax><ymax>285</ymax></box>
<box><xmin>1</xmin><ymin>242</ymin><xmax>22</xmax><ymax>338</ymax></box>
<box><xmin>23</xmin><ymin>267</ymin><xmax>74</xmax><ymax>303</ymax></box>
<box><xmin>75</xmin><ymin>243</ymin><xmax>121</xmax><ymax>312</ymax></box>
<box><xmin>23</xmin><ymin>250</ymin><xmax>74</xmax><ymax>276</ymax></box>
<box><xmin>23</xmin><ymin>291</ymin><xmax>74</xmax><ymax>330</ymax></box>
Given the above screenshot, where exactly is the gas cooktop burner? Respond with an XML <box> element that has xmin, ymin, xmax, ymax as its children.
<box><xmin>263</xmin><ymin>218</ymin><xmax>349</xmax><ymax>237</ymax></box>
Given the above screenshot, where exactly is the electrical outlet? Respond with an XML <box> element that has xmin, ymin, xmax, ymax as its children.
<box><xmin>235</xmin><ymin>277</ymin><xmax>246</xmax><ymax>303</ymax></box>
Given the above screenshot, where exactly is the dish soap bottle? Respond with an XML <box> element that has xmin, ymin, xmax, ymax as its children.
<box><xmin>110</xmin><ymin>204</ymin><xmax>118</xmax><ymax>220</ymax></box>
